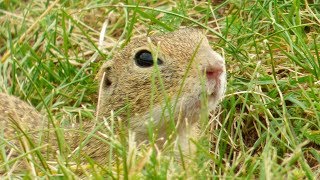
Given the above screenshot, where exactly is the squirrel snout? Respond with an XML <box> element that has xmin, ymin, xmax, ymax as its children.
<box><xmin>202</xmin><ymin>60</ymin><xmax>225</xmax><ymax>82</ymax></box>
<box><xmin>197</xmin><ymin>46</ymin><xmax>225</xmax><ymax>82</ymax></box>
<box><xmin>205</xmin><ymin>64</ymin><xmax>224</xmax><ymax>81</ymax></box>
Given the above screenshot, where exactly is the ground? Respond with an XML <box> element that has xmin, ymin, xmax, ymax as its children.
<box><xmin>0</xmin><ymin>0</ymin><xmax>319</xmax><ymax>179</ymax></box>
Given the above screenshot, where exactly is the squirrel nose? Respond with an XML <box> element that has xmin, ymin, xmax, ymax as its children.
<box><xmin>204</xmin><ymin>61</ymin><xmax>224</xmax><ymax>81</ymax></box>
<box><xmin>201</xmin><ymin>58</ymin><xmax>225</xmax><ymax>82</ymax></box>
<box><xmin>196</xmin><ymin>44</ymin><xmax>225</xmax><ymax>81</ymax></box>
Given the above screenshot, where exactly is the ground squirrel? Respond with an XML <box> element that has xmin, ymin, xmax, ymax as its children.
<box><xmin>0</xmin><ymin>28</ymin><xmax>226</xmax><ymax>171</ymax></box>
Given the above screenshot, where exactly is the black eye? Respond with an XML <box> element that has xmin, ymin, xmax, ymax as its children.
<box><xmin>134</xmin><ymin>50</ymin><xmax>163</xmax><ymax>67</ymax></box>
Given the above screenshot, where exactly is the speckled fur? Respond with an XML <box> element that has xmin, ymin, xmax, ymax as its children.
<box><xmin>0</xmin><ymin>93</ymin><xmax>49</xmax><ymax>172</ymax></box>
<box><xmin>96</xmin><ymin>28</ymin><xmax>226</xmax><ymax>156</ymax></box>
<box><xmin>0</xmin><ymin>28</ymin><xmax>226</xmax><ymax>170</ymax></box>
<box><xmin>0</xmin><ymin>93</ymin><xmax>48</xmax><ymax>140</ymax></box>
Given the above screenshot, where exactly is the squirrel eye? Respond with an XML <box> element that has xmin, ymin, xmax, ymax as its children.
<box><xmin>134</xmin><ymin>50</ymin><xmax>163</xmax><ymax>67</ymax></box>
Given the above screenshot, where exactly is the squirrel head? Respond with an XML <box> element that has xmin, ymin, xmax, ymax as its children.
<box><xmin>96</xmin><ymin>28</ymin><xmax>226</xmax><ymax>125</ymax></box>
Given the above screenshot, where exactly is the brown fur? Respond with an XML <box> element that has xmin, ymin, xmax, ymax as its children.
<box><xmin>0</xmin><ymin>28</ymin><xmax>226</xmax><ymax>172</ymax></box>
<box><xmin>96</xmin><ymin>28</ymin><xmax>226</xmax><ymax>153</ymax></box>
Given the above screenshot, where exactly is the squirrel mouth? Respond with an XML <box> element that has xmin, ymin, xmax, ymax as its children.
<box><xmin>192</xmin><ymin>65</ymin><xmax>225</xmax><ymax>109</ymax></box>
<box><xmin>206</xmin><ymin>78</ymin><xmax>222</xmax><ymax>98</ymax></box>
<box><xmin>196</xmin><ymin>81</ymin><xmax>221</xmax><ymax>103</ymax></box>
<box><xmin>204</xmin><ymin>65</ymin><xmax>224</xmax><ymax>97</ymax></box>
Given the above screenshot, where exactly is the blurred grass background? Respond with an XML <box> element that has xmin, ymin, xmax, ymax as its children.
<box><xmin>0</xmin><ymin>0</ymin><xmax>319</xmax><ymax>178</ymax></box>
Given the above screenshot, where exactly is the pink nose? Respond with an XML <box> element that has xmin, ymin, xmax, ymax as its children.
<box><xmin>204</xmin><ymin>63</ymin><xmax>224</xmax><ymax>81</ymax></box>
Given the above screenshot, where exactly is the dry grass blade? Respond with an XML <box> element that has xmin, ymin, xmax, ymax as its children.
<box><xmin>1</xmin><ymin>0</ymin><xmax>60</xmax><ymax>63</ymax></box>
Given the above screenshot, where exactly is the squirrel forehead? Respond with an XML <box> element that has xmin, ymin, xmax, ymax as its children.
<box><xmin>151</xmin><ymin>29</ymin><xmax>207</xmax><ymax>56</ymax></box>
<box><xmin>115</xmin><ymin>29</ymin><xmax>208</xmax><ymax>63</ymax></box>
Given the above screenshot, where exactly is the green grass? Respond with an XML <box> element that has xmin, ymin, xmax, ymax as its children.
<box><xmin>0</xmin><ymin>0</ymin><xmax>319</xmax><ymax>179</ymax></box>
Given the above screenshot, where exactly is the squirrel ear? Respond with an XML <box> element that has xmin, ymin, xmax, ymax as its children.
<box><xmin>96</xmin><ymin>60</ymin><xmax>114</xmax><ymax>88</ymax></box>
